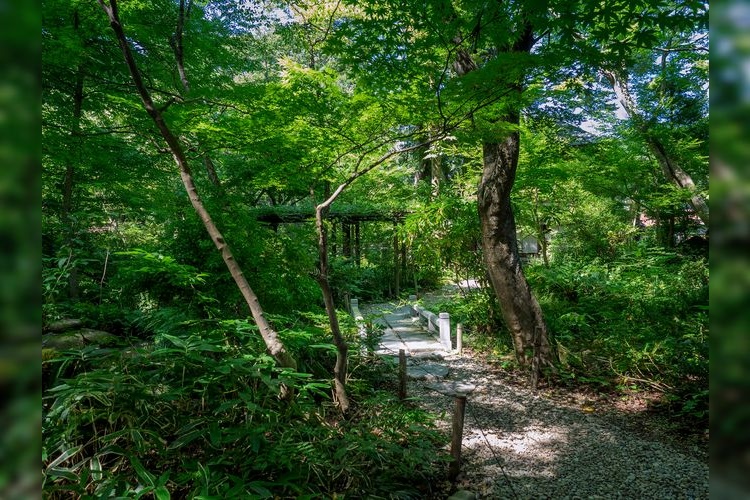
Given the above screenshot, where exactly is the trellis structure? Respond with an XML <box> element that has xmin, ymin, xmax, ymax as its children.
<box><xmin>251</xmin><ymin>205</ymin><xmax>410</xmax><ymax>295</ymax></box>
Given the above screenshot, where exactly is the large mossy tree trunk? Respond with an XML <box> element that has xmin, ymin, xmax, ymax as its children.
<box><xmin>97</xmin><ymin>0</ymin><xmax>296</xmax><ymax>370</ymax></box>
<box><xmin>478</xmin><ymin>126</ymin><xmax>553</xmax><ymax>386</ymax></box>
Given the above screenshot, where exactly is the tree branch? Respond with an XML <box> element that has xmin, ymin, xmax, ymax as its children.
<box><xmin>170</xmin><ymin>0</ymin><xmax>191</xmax><ymax>93</ymax></box>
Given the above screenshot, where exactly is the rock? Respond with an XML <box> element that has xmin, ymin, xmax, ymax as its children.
<box><xmin>45</xmin><ymin>318</ymin><xmax>83</xmax><ymax>332</ymax></box>
<box><xmin>42</xmin><ymin>328</ymin><xmax>118</xmax><ymax>350</ymax></box>
<box><xmin>425</xmin><ymin>381</ymin><xmax>477</xmax><ymax>397</ymax></box>
<box><xmin>447</xmin><ymin>490</ymin><xmax>476</xmax><ymax>500</ymax></box>
<box><xmin>412</xmin><ymin>351</ymin><xmax>445</xmax><ymax>361</ymax></box>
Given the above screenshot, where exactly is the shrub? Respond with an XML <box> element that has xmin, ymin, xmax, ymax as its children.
<box><xmin>43</xmin><ymin>316</ymin><xmax>448</xmax><ymax>498</ymax></box>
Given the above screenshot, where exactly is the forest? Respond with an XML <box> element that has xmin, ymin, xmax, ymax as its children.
<box><xmin>42</xmin><ymin>0</ymin><xmax>708</xmax><ymax>497</ymax></box>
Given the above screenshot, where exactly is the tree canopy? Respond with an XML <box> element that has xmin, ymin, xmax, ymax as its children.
<box><xmin>42</xmin><ymin>0</ymin><xmax>708</xmax><ymax>496</ymax></box>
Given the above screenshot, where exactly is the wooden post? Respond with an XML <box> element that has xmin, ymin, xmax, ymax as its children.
<box><xmin>355</xmin><ymin>221</ymin><xmax>361</xmax><ymax>267</ymax></box>
<box><xmin>456</xmin><ymin>323</ymin><xmax>463</xmax><ymax>355</ymax></box>
<box><xmin>398</xmin><ymin>349</ymin><xmax>407</xmax><ymax>400</ymax></box>
<box><xmin>449</xmin><ymin>396</ymin><xmax>468</xmax><ymax>480</ymax></box>
<box><xmin>424</xmin><ymin>382</ymin><xmax>477</xmax><ymax>482</ymax></box>
<box><xmin>400</xmin><ymin>239</ymin><xmax>407</xmax><ymax>277</ymax></box>
<box><xmin>393</xmin><ymin>229</ymin><xmax>400</xmax><ymax>297</ymax></box>
<box><xmin>331</xmin><ymin>222</ymin><xmax>337</xmax><ymax>257</ymax></box>
<box><xmin>343</xmin><ymin>221</ymin><xmax>351</xmax><ymax>257</ymax></box>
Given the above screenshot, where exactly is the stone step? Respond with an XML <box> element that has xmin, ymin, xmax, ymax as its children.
<box><xmin>407</xmin><ymin>363</ymin><xmax>449</xmax><ymax>380</ymax></box>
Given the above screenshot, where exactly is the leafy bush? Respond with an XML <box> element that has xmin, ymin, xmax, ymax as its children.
<box><xmin>43</xmin><ymin>316</ymin><xmax>448</xmax><ymax>498</ymax></box>
<box><xmin>527</xmin><ymin>249</ymin><xmax>708</xmax><ymax>418</ymax></box>
<box><xmin>430</xmin><ymin>248</ymin><xmax>708</xmax><ymax>423</ymax></box>
<box><xmin>429</xmin><ymin>291</ymin><xmax>515</xmax><ymax>361</ymax></box>
<box><xmin>329</xmin><ymin>257</ymin><xmax>394</xmax><ymax>302</ymax></box>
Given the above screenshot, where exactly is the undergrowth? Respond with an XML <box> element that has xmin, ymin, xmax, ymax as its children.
<box><xmin>433</xmin><ymin>248</ymin><xmax>708</xmax><ymax>425</ymax></box>
<box><xmin>42</xmin><ymin>316</ymin><xmax>449</xmax><ymax>498</ymax></box>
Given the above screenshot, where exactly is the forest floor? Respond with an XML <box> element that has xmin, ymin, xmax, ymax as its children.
<box><xmin>361</xmin><ymin>297</ymin><xmax>708</xmax><ymax>499</ymax></box>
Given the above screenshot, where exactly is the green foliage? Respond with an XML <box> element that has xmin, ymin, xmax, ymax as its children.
<box><xmin>43</xmin><ymin>318</ymin><xmax>448</xmax><ymax>498</ymax></box>
<box><xmin>41</xmin><ymin>0</ymin><xmax>710</xmax><ymax>495</ymax></box>
<box><xmin>432</xmin><ymin>246</ymin><xmax>707</xmax><ymax>422</ymax></box>
<box><xmin>432</xmin><ymin>291</ymin><xmax>515</xmax><ymax>360</ymax></box>
<box><xmin>527</xmin><ymin>248</ymin><xmax>708</xmax><ymax>417</ymax></box>
<box><xmin>404</xmin><ymin>195</ymin><xmax>483</xmax><ymax>286</ymax></box>
<box><xmin>42</xmin><ymin>252</ymin><xmax>77</xmax><ymax>323</ymax></box>
<box><xmin>329</xmin><ymin>257</ymin><xmax>393</xmax><ymax>302</ymax></box>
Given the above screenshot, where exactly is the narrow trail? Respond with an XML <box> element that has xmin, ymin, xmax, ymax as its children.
<box><xmin>360</xmin><ymin>301</ymin><xmax>708</xmax><ymax>499</ymax></box>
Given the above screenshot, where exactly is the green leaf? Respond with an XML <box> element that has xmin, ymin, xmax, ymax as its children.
<box><xmin>161</xmin><ymin>334</ymin><xmax>187</xmax><ymax>349</ymax></box>
<box><xmin>168</xmin><ymin>428</ymin><xmax>204</xmax><ymax>450</ymax></box>
<box><xmin>90</xmin><ymin>456</ymin><xmax>103</xmax><ymax>481</ymax></box>
<box><xmin>129</xmin><ymin>455</ymin><xmax>156</xmax><ymax>486</ymax></box>
<box><xmin>154</xmin><ymin>486</ymin><xmax>171</xmax><ymax>500</ymax></box>
<box><xmin>47</xmin><ymin>467</ymin><xmax>79</xmax><ymax>482</ymax></box>
<box><xmin>47</xmin><ymin>445</ymin><xmax>82</xmax><ymax>469</ymax></box>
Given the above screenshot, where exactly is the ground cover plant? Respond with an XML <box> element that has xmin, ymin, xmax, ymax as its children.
<box><xmin>43</xmin><ymin>313</ymin><xmax>448</xmax><ymax>498</ymax></box>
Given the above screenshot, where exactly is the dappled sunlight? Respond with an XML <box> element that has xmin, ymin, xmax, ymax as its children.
<box><xmin>403</xmin><ymin>347</ymin><xmax>707</xmax><ymax>498</ymax></box>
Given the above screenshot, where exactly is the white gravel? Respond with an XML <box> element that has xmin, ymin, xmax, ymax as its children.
<box><xmin>407</xmin><ymin>354</ymin><xmax>708</xmax><ymax>499</ymax></box>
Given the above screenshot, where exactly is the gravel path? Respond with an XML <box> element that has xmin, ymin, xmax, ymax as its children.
<box><xmin>362</xmin><ymin>302</ymin><xmax>709</xmax><ymax>499</ymax></box>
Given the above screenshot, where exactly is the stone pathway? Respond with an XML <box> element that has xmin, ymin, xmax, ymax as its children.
<box><xmin>366</xmin><ymin>302</ymin><xmax>452</xmax><ymax>381</ymax></box>
<box><xmin>360</xmin><ymin>301</ymin><xmax>709</xmax><ymax>500</ymax></box>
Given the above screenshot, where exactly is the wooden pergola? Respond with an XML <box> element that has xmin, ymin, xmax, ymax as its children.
<box><xmin>251</xmin><ymin>205</ymin><xmax>408</xmax><ymax>225</ymax></box>
<box><xmin>251</xmin><ymin>204</ymin><xmax>410</xmax><ymax>295</ymax></box>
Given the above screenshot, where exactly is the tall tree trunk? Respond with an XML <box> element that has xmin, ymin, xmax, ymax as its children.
<box><xmin>342</xmin><ymin>221</ymin><xmax>351</xmax><ymax>258</ymax></box>
<box><xmin>97</xmin><ymin>0</ymin><xmax>296</xmax><ymax>370</ymax></box>
<box><xmin>400</xmin><ymin>238</ymin><xmax>407</xmax><ymax>278</ymax></box>
<box><xmin>354</xmin><ymin>221</ymin><xmax>361</xmax><ymax>267</ymax></box>
<box><xmin>393</xmin><ymin>226</ymin><xmax>400</xmax><ymax>297</ymax></box>
<box><xmin>532</xmin><ymin>189</ymin><xmax>550</xmax><ymax>267</ymax></box>
<box><xmin>203</xmin><ymin>155</ymin><xmax>221</xmax><ymax>188</ymax></box>
<box><xmin>170</xmin><ymin>0</ymin><xmax>191</xmax><ymax>93</ymax></box>
<box><xmin>62</xmin><ymin>11</ymin><xmax>85</xmax><ymax>301</ymax></box>
<box><xmin>604</xmin><ymin>69</ymin><xmax>709</xmax><ymax>225</ymax></box>
<box><xmin>454</xmin><ymin>27</ymin><xmax>553</xmax><ymax>385</ymax></box>
<box><xmin>430</xmin><ymin>141</ymin><xmax>443</xmax><ymax>198</ymax></box>
<box><xmin>478</xmin><ymin>131</ymin><xmax>553</xmax><ymax>377</ymax></box>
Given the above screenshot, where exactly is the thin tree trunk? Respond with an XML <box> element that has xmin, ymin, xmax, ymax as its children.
<box><xmin>314</xmin><ymin>206</ymin><xmax>350</xmax><ymax>412</ymax></box>
<box><xmin>309</xmin><ymin>140</ymin><xmax>443</xmax><ymax>412</ymax></box>
<box><xmin>97</xmin><ymin>0</ymin><xmax>296</xmax><ymax>370</ymax></box>
<box><xmin>400</xmin><ymin>238</ymin><xmax>407</xmax><ymax>278</ymax></box>
<box><xmin>604</xmin><ymin>69</ymin><xmax>709</xmax><ymax>225</ymax></box>
<box><xmin>430</xmin><ymin>150</ymin><xmax>443</xmax><ymax>198</ymax></box>
<box><xmin>204</xmin><ymin>155</ymin><xmax>221</xmax><ymax>188</ymax></box>
<box><xmin>354</xmin><ymin>221</ymin><xmax>361</xmax><ymax>267</ymax></box>
<box><xmin>331</xmin><ymin>221</ymin><xmax>337</xmax><ymax>257</ymax></box>
<box><xmin>532</xmin><ymin>189</ymin><xmax>550</xmax><ymax>267</ymax></box>
<box><xmin>170</xmin><ymin>0</ymin><xmax>191</xmax><ymax>93</ymax></box>
<box><xmin>342</xmin><ymin>221</ymin><xmax>351</xmax><ymax>258</ymax></box>
<box><xmin>393</xmin><ymin>227</ymin><xmax>400</xmax><ymax>297</ymax></box>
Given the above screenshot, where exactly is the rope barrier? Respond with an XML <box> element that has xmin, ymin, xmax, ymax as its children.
<box><xmin>363</xmin><ymin>305</ymin><xmax>518</xmax><ymax>499</ymax></box>
<box><xmin>465</xmin><ymin>401</ymin><xmax>519</xmax><ymax>499</ymax></box>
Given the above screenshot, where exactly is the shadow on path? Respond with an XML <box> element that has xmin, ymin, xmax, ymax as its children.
<box><xmin>360</xmin><ymin>301</ymin><xmax>709</xmax><ymax>499</ymax></box>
